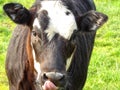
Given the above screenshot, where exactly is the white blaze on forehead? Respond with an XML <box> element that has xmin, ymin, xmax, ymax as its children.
<box><xmin>37</xmin><ymin>1</ymin><xmax>77</xmax><ymax>40</ymax></box>
<box><xmin>31</xmin><ymin>43</ymin><xmax>41</xmax><ymax>81</ymax></box>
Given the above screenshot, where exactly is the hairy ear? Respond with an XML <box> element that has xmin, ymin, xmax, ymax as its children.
<box><xmin>77</xmin><ymin>10</ymin><xmax>108</xmax><ymax>31</ymax></box>
<box><xmin>3</xmin><ymin>3</ymin><xmax>31</xmax><ymax>24</ymax></box>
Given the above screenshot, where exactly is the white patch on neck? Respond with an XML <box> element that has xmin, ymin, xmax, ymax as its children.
<box><xmin>31</xmin><ymin>43</ymin><xmax>41</xmax><ymax>81</ymax></box>
<box><xmin>37</xmin><ymin>1</ymin><xmax>77</xmax><ymax>41</ymax></box>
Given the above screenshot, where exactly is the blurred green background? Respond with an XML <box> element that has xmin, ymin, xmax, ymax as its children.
<box><xmin>0</xmin><ymin>0</ymin><xmax>120</xmax><ymax>90</ymax></box>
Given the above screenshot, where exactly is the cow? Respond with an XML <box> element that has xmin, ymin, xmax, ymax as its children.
<box><xmin>3</xmin><ymin>0</ymin><xmax>108</xmax><ymax>90</ymax></box>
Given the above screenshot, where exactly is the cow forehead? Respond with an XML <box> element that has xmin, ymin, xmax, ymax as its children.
<box><xmin>33</xmin><ymin>1</ymin><xmax>77</xmax><ymax>41</ymax></box>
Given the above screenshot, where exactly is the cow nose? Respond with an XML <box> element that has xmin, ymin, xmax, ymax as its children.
<box><xmin>42</xmin><ymin>72</ymin><xmax>65</xmax><ymax>82</ymax></box>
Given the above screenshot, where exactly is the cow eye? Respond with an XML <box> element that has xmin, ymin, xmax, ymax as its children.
<box><xmin>65</xmin><ymin>11</ymin><xmax>71</xmax><ymax>15</ymax></box>
<box><xmin>32</xmin><ymin>31</ymin><xmax>37</xmax><ymax>36</ymax></box>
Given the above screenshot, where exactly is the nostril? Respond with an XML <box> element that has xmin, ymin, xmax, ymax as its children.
<box><xmin>43</xmin><ymin>73</ymin><xmax>48</xmax><ymax>81</ymax></box>
<box><xmin>60</xmin><ymin>75</ymin><xmax>65</xmax><ymax>81</ymax></box>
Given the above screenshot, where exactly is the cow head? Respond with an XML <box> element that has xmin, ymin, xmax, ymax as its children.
<box><xmin>3</xmin><ymin>1</ymin><xmax>108</xmax><ymax>90</ymax></box>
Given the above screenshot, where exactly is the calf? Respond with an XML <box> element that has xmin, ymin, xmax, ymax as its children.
<box><xmin>3</xmin><ymin>0</ymin><xmax>108</xmax><ymax>90</ymax></box>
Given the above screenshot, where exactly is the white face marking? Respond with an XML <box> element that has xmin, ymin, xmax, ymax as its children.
<box><xmin>31</xmin><ymin>43</ymin><xmax>41</xmax><ymax>81</ymax></box>
<box><xmin>45</xmin><ymin>29</ymin><xmax>56</xmax><ymax>41</ymax></box>
<box><xmin>33</xmin><ymin>1</ymin><xmax>77</xmax><ymax>41</ymax></box>
<box><xmin>66</xmin><ymin>48</ymin><xmax>76</xmax><ymax>70</ymax></box>
<box><xmin>33</xmin><ymin>18</ymin><xmax>41</xmax><ymax>29</ymax></box>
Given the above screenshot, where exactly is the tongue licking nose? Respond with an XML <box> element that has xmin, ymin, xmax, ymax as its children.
<box><xmin>41</xmin><ymin>72</ymin><xmax>65</xmax><ymax>90</ymax></box>
<box><xmin>42</xmin><ymin>80</ymin><xmax>58</xmax><ymax>90</ymax></box>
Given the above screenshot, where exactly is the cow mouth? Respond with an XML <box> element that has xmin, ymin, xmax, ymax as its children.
<box><xmin>42</xmin><ymin>80</ymin><xmax>65</xmax><ymax>90</ymax></box>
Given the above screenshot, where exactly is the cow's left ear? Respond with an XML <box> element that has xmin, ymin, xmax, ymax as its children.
<box><xmin>3</xmin><ymin>3</ymin><xmax>31</xmax><ymax>24</ymax></box>
<box><xmin>77</xmin><ymin>10</ymin><xmax>108</xmax><ymax>31</ymax></box>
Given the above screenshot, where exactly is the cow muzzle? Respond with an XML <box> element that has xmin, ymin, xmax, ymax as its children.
<box><xmin>41</xmin><ymin>72</ymin><xmax>66</xmax><ymax>90</ymax></box>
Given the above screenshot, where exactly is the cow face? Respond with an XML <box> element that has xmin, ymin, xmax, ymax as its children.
<box><xmin>31</xmin><ymin>1</ymin><xmax>77</xmax><ymax>89</ymax></box>
<box><xmin>3</xmin><ymin>1</ymin><xmax>108</xmax><ymax>90</ymax></box>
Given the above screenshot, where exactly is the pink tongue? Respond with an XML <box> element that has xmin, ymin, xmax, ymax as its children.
<box><xmin>42</xmin><ymin>80</ymin><xmax>58</xmax><ymax>90</ymax></box>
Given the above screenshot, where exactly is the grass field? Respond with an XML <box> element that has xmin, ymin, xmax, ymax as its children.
<box><xmin>0</xmin><ymin>0</ymin><xmax>120</xmax><ymax>90</ymax></box>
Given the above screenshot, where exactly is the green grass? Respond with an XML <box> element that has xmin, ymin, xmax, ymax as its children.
<box><xmin>84</xmin><ymin>0</ymin><xmax>120</xmax><ymax>90</ymax></box>
<box><xmin>0</xmin><ymin>0</ymin><xmax>120</xmax><ymax>90</ymax></box>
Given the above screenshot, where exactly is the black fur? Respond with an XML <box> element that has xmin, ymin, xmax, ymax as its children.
<box><xmin>3</xmin><ymin>3</ymin><xmax>31</xmax><ymax>24</ymax></box>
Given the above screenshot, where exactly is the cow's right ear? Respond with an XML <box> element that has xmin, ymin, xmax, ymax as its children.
<box><xmin>3</xmin><ymin>3</ymin><xmax>31</xmax><ymax>24</ymax></box>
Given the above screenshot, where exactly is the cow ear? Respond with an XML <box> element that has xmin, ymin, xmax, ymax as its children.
<box><xmin>3</xmin><ymin>3</ymin><xmax>31</xmax><ymax>24</ymax></box>
<box><xmin>77</xmin><ymin>10</ymin><xmax>108</xmax><ymax>31</ymax></box>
